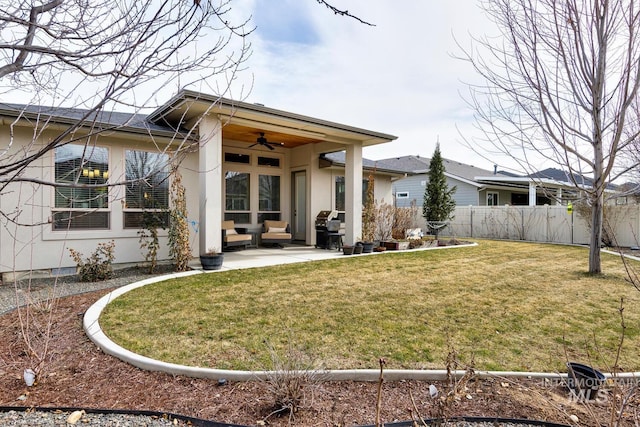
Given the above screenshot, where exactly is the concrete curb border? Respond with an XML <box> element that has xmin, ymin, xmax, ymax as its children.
<box><xmin>84</xmin><ymin>245</ymin><xmax>640</xmax><ymax>382</ymax></box>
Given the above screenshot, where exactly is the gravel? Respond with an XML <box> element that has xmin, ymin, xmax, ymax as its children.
<box><xmin>0</xmin><ymin>266</ymin><xmax>173</xmax><ymax>316</ymax></box>
<box><xmin>0</xmin><ymin>410</ymin><xmax>567</xmax><ymax>427</ymax></box>
<box><xmin>0</xmin><ymin>409</ymin><xmax>186</xmax><ymax>426</ymax></box>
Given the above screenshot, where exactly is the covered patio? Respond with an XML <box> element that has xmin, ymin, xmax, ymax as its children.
<box><xmin>149</xmin><ymin>90</ymin><xmax>398</xmax><ymax>256</ymax></box>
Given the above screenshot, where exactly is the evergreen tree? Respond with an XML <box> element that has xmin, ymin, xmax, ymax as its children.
<box><xmin>423</xmin><ymin>144</ymin><xmax>457</xmax><ymax>237</ymax></box>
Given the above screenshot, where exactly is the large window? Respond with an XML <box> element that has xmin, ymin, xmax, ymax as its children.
<box><xmin>53</xmin><ymin>144</ymin><xmax>110</xmax><ymax>230</ymax></box>
<box><xmin>225</xmin><ymin>171</ymin><xmax>250</xmax><ymax>223</ymax></box>
<box><xmin>123</xmin><ymin>150</ymin><xmax>169</xmax><ymax>228</ymax></box>
<box><xmin>223</xmin><ymin>151</ymin><xmax>283</xmax><ymax>225</ymax></box>
<box><xmin>258</xmin><ymin>174</ymin><xmax>281</xmax><ymax>222</ymax></box>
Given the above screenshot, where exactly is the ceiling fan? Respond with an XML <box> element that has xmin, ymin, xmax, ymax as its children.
<box><xmin>249</xmin><ymin>132</ymin><xmax>283</xmax><ymax>150</ymax></box>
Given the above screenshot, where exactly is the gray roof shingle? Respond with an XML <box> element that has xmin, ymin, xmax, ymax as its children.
<box><xmin>0</xmin><ymin>103</ymin><xmax>177</xmax><ymax>134</ymax></box>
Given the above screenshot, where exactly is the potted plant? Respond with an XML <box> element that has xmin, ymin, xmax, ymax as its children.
<box><xmin>200</xmin><ymin>248</ymin><xmax>224</xmax><ymax>270</ymax></box>
<box><xmin>342</xmin><ymin>245</ymin><xmax>355</xmax><ymax>255</ymax></box>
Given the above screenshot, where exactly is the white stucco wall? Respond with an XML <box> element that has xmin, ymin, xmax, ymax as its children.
<box><xmin>1</xmin><ymin>125</ymin><xmax>394</xmax><ymax>276</ymax></box>
<box><xmin>0</xmin><ymin>125</ymin><xmax>201</xmax><ymax>276</ymax></box>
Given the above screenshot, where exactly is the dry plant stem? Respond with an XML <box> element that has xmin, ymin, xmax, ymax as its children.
<box><xmin>409</xmin><ymin>388</ymin><xmax>429</xmax><ymax>427</ymax></box>
<box><xmin>611</xmin><ymin>298</ymin><xmax>629</xmax><ymax>427</ymax></box>
<box><xmin>375</xmin><ymin>357</ymin><xmax>386</xmax><ymax>427</ymax></box>
<box><xmin>14</xmin><ymin>276</ymin><xmax>58</xmax><ymax>377</ymax></box>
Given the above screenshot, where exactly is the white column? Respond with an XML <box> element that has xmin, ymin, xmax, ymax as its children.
<box><xmin>198</xmin><ymin>116</ymin><xmax>223</xmax><ymax>254</ymax></box>
<box><xmin>529</xmin><ymin>181</ymin><xmax>537</xmax><ymax>206</ymax></box>
<box><xmin>344</xmin><ymin>144</ymin><xmax>363</xmax><ymax>245</ymax></box>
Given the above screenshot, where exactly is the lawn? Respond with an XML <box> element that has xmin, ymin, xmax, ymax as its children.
<box><xmin>100</xmin><ymin>240</ymin><xmax>640</xmax><ymax>372</ymax></box>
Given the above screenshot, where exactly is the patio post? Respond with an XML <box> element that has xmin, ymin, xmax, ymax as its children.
<box><xmin>198</xmin><ymin>115</ymin><xmax>223</xmax><ymax>255</ymax></box>
<box><xmin>529</xmin><ymin>181</ymin><xmax>537</xmax><ymax>206</ymax></box>
<box><xmin>344</xmin><ymin>144</ymin><xmax>363</xmax><ymax>245</ymax></box>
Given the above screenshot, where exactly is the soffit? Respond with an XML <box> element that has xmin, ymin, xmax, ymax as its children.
<box><xmin>149</xmin><ymin>91</ymin><xmax>397</xmax><ymax>148</ymax></box>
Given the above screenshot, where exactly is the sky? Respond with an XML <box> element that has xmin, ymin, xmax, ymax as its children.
<box><xmin>0</xmin><ymin>1</ymin><xmax>518</xmax><ymax>173</ymax></box>
<box><xmin>223</xmin><ymin>0</ymin><xmax>514</xmax><ymax>173</ymax></box>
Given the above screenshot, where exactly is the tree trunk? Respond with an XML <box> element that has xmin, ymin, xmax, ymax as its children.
<box><xmin>589</xmin><ymin>193</ymin><xmax>603</xmax><ymax>274</ymax></box>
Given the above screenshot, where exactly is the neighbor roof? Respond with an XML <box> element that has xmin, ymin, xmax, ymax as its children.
<box><xmin>376</xmin><ymin>155</ymin><xmax>510</xmax><ymax>182</ymax></box>
<box><xmin>321</xmin><ymin>152</ymin><xmax>407</xmax><ymax>177</ymax></box>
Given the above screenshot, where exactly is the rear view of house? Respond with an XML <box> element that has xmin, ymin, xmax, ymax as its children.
<box><xmin>0</xmin><ymin>91</ymin><xmax>397</xmax><ymax>279</ymax></box>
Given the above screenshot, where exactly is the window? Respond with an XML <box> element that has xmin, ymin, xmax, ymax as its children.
<box><xmin>257</xmin><ymin>156</ymin><xmax>280</xmax><ymax>168</ymax></box>
<box><xmin>53</xmin><ymin>144</ymin><xmax>110</xmax><ymax>230</ymax></box>
<box><xmin>335</xmin><ymin>177</ymin><xmax>345</xmax><ymax>211</ymax></box>
<box><xmin>225</xmin><ymin>152</ymin><xmax>250</xmax><ymax>164</ymax></box>
<box><xmin>123</xmin><ymin>150</ymin><xmax>169</xmax><ymax>228</ymax></box>
<box><xmin>225</xmin><ymin>171</ymin><xmax>250</xmax><ymax>223</ymax></box>
<box><xmin>258</xmin><ymin>174</ymin><xmax>281</xmax><ymax>222</ymax></box>
<box><xmin>396</xmin><ymin>191</ymin><xmax>409</xmax><ymax>199</ymax></box>
<box><xmin>487</xmin><ymin>192</ymin><xmax>499</xmax><ymax>206</ymax></box>
<box><xmin>335</xmin><ymin>176</ymin><xmax>370</xmax><ymax>212</ymax></box>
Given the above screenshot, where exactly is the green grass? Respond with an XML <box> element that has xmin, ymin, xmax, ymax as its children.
<box><xmin>100</xmin><ymin>241</ymin><xmax>640</xmax><ymax>372</ymax></box>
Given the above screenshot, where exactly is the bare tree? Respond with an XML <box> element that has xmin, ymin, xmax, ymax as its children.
<box><xmin>461</xmin><ymin>0</ymin><xmax>640</xmax><ymax>274</ymax></box>
<box><xmin>0</xmin><ymin>0</ymin><xmax>252</xmax><ymax>199</ymax></box>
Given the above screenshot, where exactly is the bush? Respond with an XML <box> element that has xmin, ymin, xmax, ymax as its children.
<box><xmin>68</xmin><ymin>240</ymin><xmax>115</xmax><ymax>282</ymax></box>
<box><xmin>261</xmin><ymin>340</ymin><xmax>325</xmax><ymax>421</ymax></box>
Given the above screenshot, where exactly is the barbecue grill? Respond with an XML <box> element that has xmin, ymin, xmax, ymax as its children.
<box><xmin>315</xmin><ymin>210</ymin><xmax>342</xmax><ymax>249</ymax></box>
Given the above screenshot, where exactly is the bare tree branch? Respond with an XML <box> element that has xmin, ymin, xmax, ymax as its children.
<box><xmin>458</xmin><ymin>0</ymin><xmax>640</xmax><ymax>274</ymax></box>
<box><xmin>314</xmin><ymin>0</ymin><xmax>374</xmax><ymax>26</ymax></box>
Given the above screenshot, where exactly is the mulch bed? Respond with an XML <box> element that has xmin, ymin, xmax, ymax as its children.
<box><xmin>0</xmin><ymin>287</ymin><xmax>637</xmax><ymax>426</ymax></box>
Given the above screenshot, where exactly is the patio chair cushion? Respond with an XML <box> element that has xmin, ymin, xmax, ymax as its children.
<box><xmin>222</xmin><ymin>220</ymin><xmax>251</xmax><ymax>248</ymax></box>
<box><xmin>261</xmin><ymin>220</ymin><xmax>292</xmax><ymax>244</ymax></box>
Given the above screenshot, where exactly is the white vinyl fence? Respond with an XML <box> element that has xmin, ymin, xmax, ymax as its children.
<box><xmin>423</xmin><ymin>205</ymin><xmax>640</xmax><ymax>247</ymax></box>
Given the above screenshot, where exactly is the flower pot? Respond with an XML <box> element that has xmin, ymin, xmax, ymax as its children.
<box><xmin>383</xmin><ymin>241</ymin><xmax>400</xmax><ymax>250</ymax></box>
<box><xmin>566</xmin><ymin>362</ymin><xmax>605</xmax><ymax>401</ymax></box>
<box><xmin>353</xmin><ymin>244</ymin><xmax>363</xmax><ymax>254</ymax></box>
<box><xmin>343</xmin><ymin>245</ymin><xmax>354</xmax><ymax>255</ymax></box>
<box><xmin>358</xmin><ymin>241</ymin><xmax>374</xmax><ymax>253</ymax></box>
<box><xmin>200</xmin><ymin>253</ymin><xmax>224</xmax><ymax>270</ymax></box>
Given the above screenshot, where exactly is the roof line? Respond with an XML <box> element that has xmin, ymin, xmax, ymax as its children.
<box><xmin>148</xmin><ymin>89</ymin><xmax>398</xmax><ymax>141</ymax></box>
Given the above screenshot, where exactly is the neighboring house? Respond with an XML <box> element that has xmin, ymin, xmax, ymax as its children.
<box><xmin>378</xmin><ymin>155</ymin><xmax>603</xmax><ymax>208</ymax></box>
<box><xmin>377</xmin><ymin>155</ymin><xmax>514</xmax><ymax>207</ymax></box>
<box><xmin>0</xmin><ymin>90</ymin><xmax>397</xmax><ymax>277</ymax></box>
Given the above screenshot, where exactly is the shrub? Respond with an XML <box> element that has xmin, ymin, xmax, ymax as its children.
<box><xmin>68</xmin><ymin>240</ymin><xmax>115</xmax><ymax>282</ymax></box>
<box><xmin>138</xmin><ymin>211</ymin><xmax>165</xmax><ymax>273</ymax></box>
<box><xmin>168</xmin><ymin>168</ymin><xmax>192</xmax><ymax>271</ymax></box>
<box><xmin>261</xmin><ymin>340</ymin><xmax>325</xmax><ymax>422</ymax></box>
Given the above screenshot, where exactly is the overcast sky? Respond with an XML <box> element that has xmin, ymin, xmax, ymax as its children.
<box><xmin>225</xmin><ymin>0</ymin><xmax>516</xmax><ymax>172</ymax></box>
<box><xmin>3</xmin><ymin>1</ymin><xmax>519</xmax><ymax>173</ymax></box>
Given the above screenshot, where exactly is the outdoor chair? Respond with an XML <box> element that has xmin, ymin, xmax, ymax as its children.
<box><xmin>261</xmin><ymin>220</ymin><xmax>292</xmax><ymax>247</ymax></box>
<box><xmin>222</xmin><ymin>220</ymin><xmax>252</xmax><ymax>251</ymax></box>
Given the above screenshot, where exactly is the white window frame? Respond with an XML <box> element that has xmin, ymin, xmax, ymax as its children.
<box><xmin>487</xmin><ymin>192</ymin><xmax>499</xmax><ymax>206</ymax></box>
